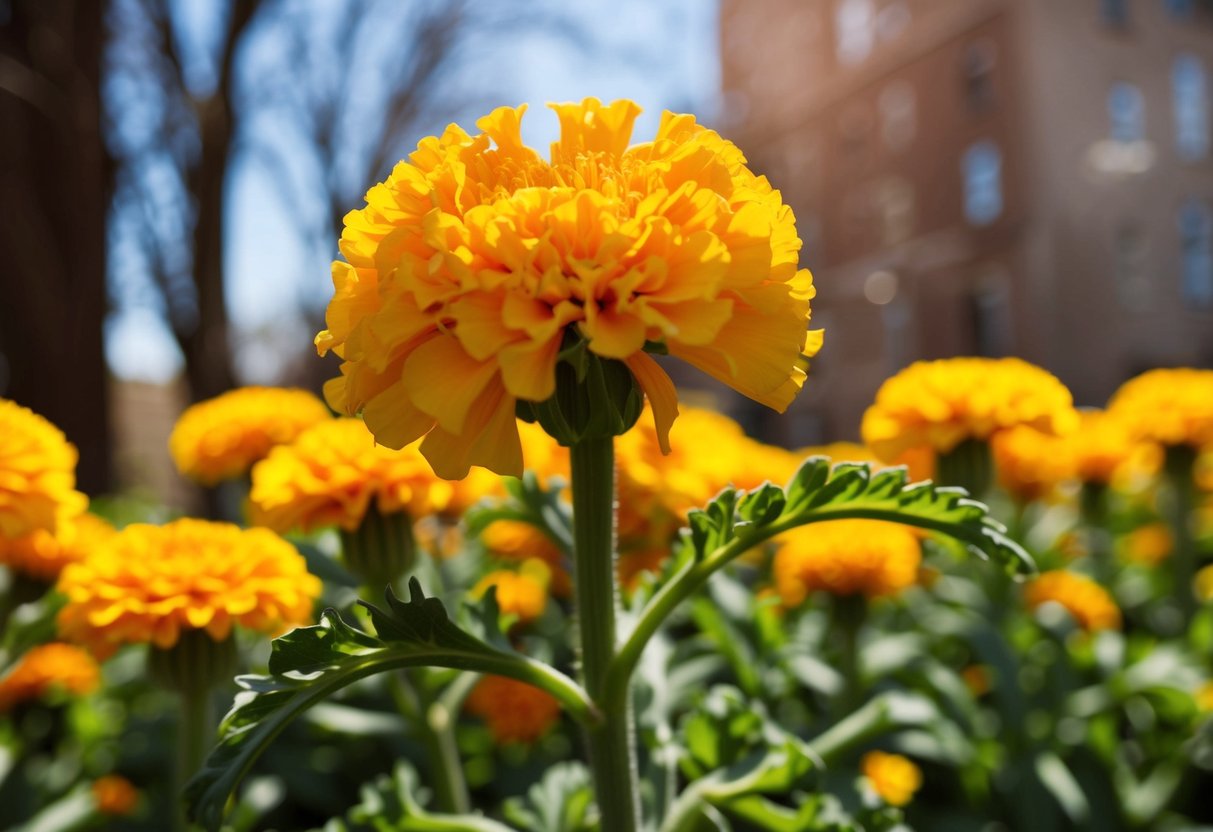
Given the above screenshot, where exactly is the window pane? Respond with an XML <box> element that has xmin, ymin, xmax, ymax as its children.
<box><xmin>1108</xmin><ymin>82</ymin><xmax>1145</xmax><ymax>142</ymax></box>
<box><xmin>1180</xmin><ymin>200</ymin><xmax>1213</xmax><ymax>308</ymax></box>
<box><xmin>1173</xmin><ymin>55</ymin><xmax>1210</xmax><ymax>161</ymax></box>
<box><xmin>963</xmin><ymin>141</ymin><xmax>1002</xmax><ymax>226</ymax></box>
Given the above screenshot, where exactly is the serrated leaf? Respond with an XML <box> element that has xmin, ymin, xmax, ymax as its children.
<box><xmin>501</xmin><ymin>762</ymin><xmax>596</xmax><ymax>832</ymax></box>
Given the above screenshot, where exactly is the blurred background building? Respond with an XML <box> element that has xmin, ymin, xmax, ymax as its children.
<box><xmin>722</xmin><ymin>0</ymin><xmax>1213</xmax><ymax>444</ymax></box>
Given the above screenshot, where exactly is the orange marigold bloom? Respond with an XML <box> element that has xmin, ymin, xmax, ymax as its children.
<box><xmin>169</xmin><ymin>387</ymin><xmax>331</xmax><ymax>485</ymax></box>
<box><xmin>480</xmin><ymin>519</ymin><xmax>570</xmax><ymax>596</ymax></box>
<box><xmin>57</xmin><ymin>519</ymin><xmax>321</xmax><ymax>659</ymax></box>
<box><xmin>1196</xmin><ymin>681</ymin><xmax>1213</xmax><ymax>712</ymax></box>
<box><xmin>1108</xmin><ymin>368</ymin><xmax>1213</xmax><ymax>450</ymax></box>
<box><xmin>0</xmin><ymin>399</ymin><xmax>87</xmax><ymax>539</ymax></box>
<box><xmin>92</xmin><ymin>775</ymin><xmax>139</xmax><ymax>816</ymax></box>
<box><xmin>861</xmin><ymin>357</ymin><xmax>1079</xmax><ymax>463</ymax></box>
<box><xmin>0</xmin><ymin>513</ymin><xmax>115</xmax><ymax>582</ymax></box>
<box><xmin>470</xmin><ymin>559</ymin><xmax>551</xmax><ymax>625</ymax></box>
<box><xmin>861</xmin><ymin>751</ymin><xmax>922</xmax><ymax>807</ymax></box>
<box><xmin>1068</xmin><ymin>409</ymin><xmax>1161</xmax><ymax>487</ymax></box>
<box><xmin>773</xmin><ymin>520</ymin><xmax>921</xmax><ymax>604</ymax></box>
<box><xmin>1118</xmin><ymin>523</ymin><xmax>1173</xmax><ymax>566</ymax></box>
<box><xmin>1024</xmin><ymin>570</ymin><xmax>1121</xmax><ymax>631</ymax></box>
<box><xmin>464</xmin><ymin>674</ymin><xmax>561</xmax><ymax>744</ymax></box>
<box><xmin>1195</xmin><ymin>564</ymin><xmax>1213</xmax><ymax>602</ymax></box>
<box><xmin>317</xmin><ymin>99</ymin><xmax>819</xmax><ymax>479</ymax></box>
<box><xmin>0</xmin><ymin>643</ymin><xmax>100</xmax><ymax>710</ymax></box>
<box><xmin>991</xmin><ymin>426</ymin><xmax>1075</xmax><ymax>503</ymax></box>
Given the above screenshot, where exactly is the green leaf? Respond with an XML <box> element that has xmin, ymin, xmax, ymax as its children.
<box><xmin>501</xmin><ymin>763</ymin><xmax>596</xmax><ymax>832</ymax></box>
<box><xmin>464</xmin><ymin>471</ymin><xmax>573</xmax><ymax>554</ymax></box>
<box><xmin>186</xmin><ymin>579</ymin><xmax>593</xmax><ymax>832</ymax></box>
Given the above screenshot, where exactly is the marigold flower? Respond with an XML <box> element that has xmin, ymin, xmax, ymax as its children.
<box><xmin>1119</xmin><ymin>523</ymin><xmax>1173</xmax><ymax>566</ymax></box>
<box><xmin>961</xmin><ymin>665</ymin><xmax>992</xmax><ymax>697</ymax></box>
<box><xmin>1068</xmin><ymin>409</ymin><xmax>1160</xmax><ymax>487</ymax></box>
<box><xmin>1195</xmin><ymin>564</ymin><xmax>1213</xmax><ymax>602</ymax></box>
<box><xmin>0</xmin><ymin>513</ymin><xmax>115</xmax><ymax>583</ymax></box>
<box><xmin>773</xmin><ymin>520</ymin><xmax>921</xmax><ymax>604</ymax></box>
<box><xmin>991</xmin><ymin>426</ymin><xmax>1074</xmax><ymax>503</ymax></box>
<box><xmin>1196</xmin><ymin>681</ymin><xmax>1213</xmax><ymax>712</ymax></box>
<box><xmin>169</xmin><ymin>387</ymin><xmax>331</xmax><ymax>485</ymax></box>
<box><xmin>464</xmin><ymin>674</ymin><xmax>561</xmax><ymax>743</ymax></box>
<box><xmin>861</xmin><ymin>358</ymin><xmax>1079</xmax><ymax>463</ymax></box>
<box><xmin>470</xmin><ymin>559</ymin><xmax>551</xmax><ymax>625</ymax></box>
<box><xmin>481</xmin><ymin>519</ymin><xmax>570</xmax><ymax>596</ymax></box>
<box><xmin>0</xmin><ymin>399</ymin><xmax>87</xmax><ymax>538</ymax></box>
<box><xmin>317</xmin><ymin>99</ymin><xmax>819</xmax><ymax>479</ymax></box>
<box><xmin>0</xmin><ymin>643</ymin><xmax>100</xmax><ymax>710</ymax></box>
<box><xmin>1108</xmin><ymin>368</ymin><xmax>1213</xmax><ymax>449</ymax></box>
<box><xmin>861</xmin><ymin>751</ymin><xmax>922</xmax><ymax>807</ymax></box>
<box><xmin>92</xmin><ymin>775</ymin><xmax>139</xmax><ymax>816</ymax></box>
<box><xmin>1024</xmin><ymin>570</ymin><xmax>1121</xmax><ymax>631</ymax></box>
<box><xmin>57</xmin><ymin>519</ymin><xmax>321</xmax><ymax>659</ymax></box>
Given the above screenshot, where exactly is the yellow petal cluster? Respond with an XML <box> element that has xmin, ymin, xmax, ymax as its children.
<box><xmin>0</xmin><ymin>513</ymin><xmax>115</xmax><ymax>582</ymax></box>
<box><xmin>1068</xmin><ymin>409</ymin><xmax>1160</xmax><ymax>487</ymax></box>
<box><xmin>861</xmin><ymin>358</ymin><xmax>1079</xmax><ymax>462</ymax></box>
<box><xmin>464</xmin><ymin>674</ymin><xmax>561</xmax><ymax>744</ymax></box>
<box><xmin>990</xmin><ymin>426</ymin><xmax>1074</xmax><ymax>503</ymax></box>
<box><xmin>470</xmin><ymin>559</ymin><xmax>551</xmax><ymax>625</ymax></box>
<box><xmin>1118</xmin><ymin>523</ymin><xmax>1172</xmax><ymax>566</ymax></box>
<box><xmin>57</xmin><ymin>519</ymin><xmax>321</xmax><ymax>658</ymax></box>
<box><xmin>169</xmin><ymin>387</ymin><xmax>331</xmax><ymax>485</ymax></box>
<box><xmin>317</xmin><ymin>98</ymin><xmax>819</xmax><ymax>479</ymax></box>
<box><xmin>0</xmin><ymin>399</ymin><xmax>87</xmax><ymax>539</ymax></box>
<box><xmin>861</xmin><ymin>750</ymin><xmax>922</xmax><ymax>807</ymax></box>
<box><xmin>1024</xmin><ymin>570</ymin><xmax>1121</xmax><ymax>631</ymax></box>
<box><xmin>0</xmin><ymin>643</ymin><xmax>100</xmax><ymax>710</ymax></box>
<box><xmin>773</xmin><ymin>520</ymin><xmax>921</xmax><ymax>603</ymax></box>
<box><xmin>92</xmin><ymin>775</ymin><xmax>139</xmax><ymax>816</ymax></box>
<box><xmin>1108</xmin><ymin>368</ymin><xmax>1213</xmax><ymax>449</ymax></box>
<box><xmin>480</xmin><ymin>519</ymin><xmax>570</xmax><ymax>596</ymax></box>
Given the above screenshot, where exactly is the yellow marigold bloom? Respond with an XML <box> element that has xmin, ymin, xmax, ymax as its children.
<box><xmin>249</xmin><ymin>418</ymin><xmax>463</xmax><ymax>533</ymax></box>
<box><xmin>0</xmin><ymin>399</ymin><xmax>87</xmax><ymax>539</ymax></box>
<box><xmin>1196</xmin><ymin>681</ymin><xmax>1213</xmax><ymax>712</ymax></box>
<box><xmin>1024</xmin><ymin>570</ymin><xmax>1121</xmax><ymax>631</ymax></box>
<box><xmin>92</xmin><ymin>775</ymin><xmax>139</xmax><ymax>816</ymax></box>
<box><xmin>1195</xmin><ymin>564</ymin><xmax>1213</xmax><ymax>602</ymax></box>
<box><xmin>0</xmin><ymin>512</ymin><xmax>115</xmax><ymax>583</ymax></box>
<box><xmin>861</xmin><ymin>358</ymin><xmax>1079</xmax><ymax>463</ymax></box>
<box><xmin>1069</xmin><ymin>409</ymin><xmax>1161</xmax><ymax>487</ymax></box>
<box><xmin>57</xmin><ymin>519</ymin><xmax>321</xmax><ymax>659</ymax></box>
<box><xmin>464</xmin><ymin>674</ymin><xmax>561</xmax><ymax>743</ymax></box>
<box><xmin>169</xmin><ymin>387</ymin><xmax>331</xmax><ymax>485</ymax></box>
<box><xmin>1109</xmin><ymin>368</ymin><xmax>1213</xmax><ymax>450</ymax></box>
<box><xmin>481</xmin><ymin>519</ymin><xmax>570</xmax><ymax>596</ymax></box>
<box><xmin>1119</xmin><ymin>523</ymin><xmax>1173</xmax><ymax>566</ymax></box>
<box><xmin>861</xmin><ymin>751</ymin><xmax>922</xmax><ymax>807</ymax></box>
<box><xmin>0</xmin><ymin>643</ymin><xmax>100</xmax><ymax>710</ymax></box>
<box><xmin>773</xmin><ymin>520</ymin><xmax>921</xmax><ymax>604</ymax></box>
<box><xmin>317</xmin><ymin>99</ymin><xmax>819</xmax><ymax>479</ymax></box>
<box><xmin>991</xmin><ymin>426</ymin><xmax>1074</xmax><ymax>503</ymax></box>
<box><xmin>470</xmin><ymin>559</ymin><xmax>551</xmax><ymax>625</ymax></box>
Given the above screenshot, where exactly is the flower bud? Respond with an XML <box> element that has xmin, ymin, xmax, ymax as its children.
<box><xmin>521</xmin><ymin>338</ymin><xmax>643</xmax><ymax>447</ymax></box>
<box><xmin>339</xmin><ymin>505</ymin><xmax>416</xmax><ymax>591</ymax></box>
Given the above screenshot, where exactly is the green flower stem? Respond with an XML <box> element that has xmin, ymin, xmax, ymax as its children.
<box><xmin>420</xmin><ymin>679</ymin><xmax>471</xmax><ymax>815</ymax></box>
<box><xmin>570</xmin><ymin>435</ymin><xmax>640</xmax><ymax>832</ymax></box>
<box><xmin>1165</xmin><ymin>446</ymin><xmax>1199</xmax><ymax>627</ymax></box>
<box><xmin>832</xmin><ymin>595</ymin><xmax>867</xmax><ymax>717</ymax></box>
<box><xmin>937</xmin><ymin>438</ymin><xmax>993</xmax><ymax>498</ymax></box>
<box><xmin>179</xmin><ymin>685</ymin><xmax>216</xmax><ymax>832</ymax></box>
<box><xmin>1080</xmin><ymin>482</ymin><xmax>1112</xmax><ymax>585</ymax></box>
<box><xmin>806</xmin><ymin>693</ymin><xmax>902</xmax><ymax>764</ymax></box>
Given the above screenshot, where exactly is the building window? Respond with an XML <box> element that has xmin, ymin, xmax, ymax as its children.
<box><xmin>963</xmin><ymin>40</ymin><xmax>998</xmax><ymax>113</ymax></box>
<box><xmin>1173</xmin><ymin>55</ymin><xmax>1210</xmax><ymax>161</ymax></box>
<box><xmin>878</xmin><ymin>81</ymin><xmax>916</xmax><ymax>151</ymax></box>
<box><xmin>1108</xmin><ymin>82</ymin><xmax>1145</xmax><ymax>142</ymax></box>
<box><xmin>1180</xmin><ymin>200</ymin><xmax>1213</xmax><ymax>308</ymax></box>
<box><xmin>836</xmin><ymin>0</ymin><xmax>875</xmax><ymax>65</ymax></box>
<box><xmin>1101</xmin><ymin>0</ymin><xmax>1128</xmax><ymax>27</ymax></box>
<box><xmin>962</xmin><ymin>141</ymin><xmax>1003</xmax><ymax>226</ymax></box>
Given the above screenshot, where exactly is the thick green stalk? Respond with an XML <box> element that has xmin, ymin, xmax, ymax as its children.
<box><xmin>178</xmin><ymin>685</ymin><xmax>215</xmax><ymax>832</ymax></box>
<box><xmin>570</xmin><ymin>436</ymin><xmax>639</xmax><ymax>832</ymax></box>
<box><xmin>1165</xmin><ymin>446</ymin><xmax>1198</xmax><ymax>628</ymax></box>
<box><xmin>832</xmin><ymin>595</ymin><xmax>867</xmax><ymax>717</ymax></box>
<box><xmin>1080</xmin><ymin>482</ymin><xmax>1113</xmax><ymax>586</ymax></box>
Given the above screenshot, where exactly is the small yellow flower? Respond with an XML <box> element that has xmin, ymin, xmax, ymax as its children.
<box><xmin>0</xmin><ymin>399</ymin><xmax>87</xmax><ymax>539</ymax></box>
<box><xmin>1195</xmin><ymin>563</ymin><xmax>1213</xmax><ymax>602</ymax></box>
<box><xmin>470</xmin><ymin>559</ymin><xmax>551</xmax><ymax>625</ymax></box>
<box><xmin>862</xmin><ymin>751</ymin><xmax>922</xmax><ymax>807</ymax></box>
<box><xmin>169</xmin><ymin>387</ymin><xmax>331</xmax><ymax>485</ymax></box>
<box><xmin>317</xmin><ymin>99</ymin><xmax>819</xmax><ymax>479</ymax></box>
<box><xmin>1024</xmin><ymin>570</ymin><xmax>1121</xmax><ymax>631</ymax></box>
<box><xmin>1195</xmin><ymin>681</ymin><xmax>1213</xmax><ymax>712</ymax></box>
<box><xmin>91</xmin><ymin>775</ymin><xmax>139</xmax><ymax>816</ymax></box>
<box><xmin>57</xmin><ymin>519</ymin><xmax>321</xmax><ymax>659</ymax></box>
<box><xmin>773</xmin><ymin>520</ymin><xmax>921</xmax><ymax>604</ymax></box>
<box><xmin>1108</xmin><ymin>368</ymin><xmax>1213</xmax><ymax>450</ymax></box>
<box><xmin>0</xmin><ymin>513</ymin><xmax>115</xmax><ymax>583</ymax></box>
<box><xmin>1119</xmin><ymin>523</ymin><xmax>1173</xmax><ymax>566</ymax></box>
<box><xmin>464</xmin><ymin>674</ymin><xmax>561</xmax><ymax>743</ymax></box>
<box><xmin>0</xmin><ymin>643</ymin><xmax>100</xmax><ymax>710</ymax></box>
<box><xmin>480</xmin><ymin>519</ymin><xmax>570</xmax><ymax>596</ymax></box>
<box><xmin>991</xmin><ymin>426</ymin><xmax>1074</xmax><ymax>503</ymax></box>
<box><xmin>861</xmin><ymin>358</ymin><xmax>1078</xmax><ymax>463</ymax></box>
<box><xmin>1068</xmin><ymin>409</ymin><xmax>1161</xmax><ymax>487</ymax></box>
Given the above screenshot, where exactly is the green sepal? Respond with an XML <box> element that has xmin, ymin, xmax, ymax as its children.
<box><xmin>528</xmin><ymin>335</ymin><xmax>643</xmax><ymax>446</ymax></box>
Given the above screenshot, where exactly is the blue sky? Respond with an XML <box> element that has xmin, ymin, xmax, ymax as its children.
<box><xmin>106</xmin><ymin>0</ymin><xmax>721</xmax><ymax>383</ymax></box>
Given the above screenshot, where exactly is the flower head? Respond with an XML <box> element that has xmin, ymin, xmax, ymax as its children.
<box><xmin>1108</xmin><ymin>368</ymin><xmax>1213</xmax><ymax>449</ymax></box>
<box><xmin>1118</xmin><ymin>523</ymin><xmax>1173</xmax><ymax>566</ymax></box>
<box><xmin>991</xmin><ymin>426</ymin><xmax>1074</xmax><ymax>503</ymax></box>
<box><xmin>773</xmin><ymin>520</ymin><xmax>921</xmax><ymax>604</ymax></box>
<box><xmin>0</xmin><ymin>399</ymin><xmax>87</xmax><ymax>538</ymax></box>
<box><xmin>480</xmin><ymin>519</ymin><xmax>570</xmax><ymax>596</ymax></box>
<box><xmin>470</xmin><ymin>559</ymin><xmax>551</xmax><ymax>625</ymax></box>
<box><xmin>1068</xmin><ymin>409</ymin><xmax>1161</xmax><ymax>487</ymax></box>
<box><xmin>169</xmin><ymin>387</ymin><xmax>331</xmax><ymax>485</ymax></box>
<box><xmin>1024</xmin><ymin>570</ymin><xmax>1121</xmax><ymax>631</ymax></box>
<box><xmin>861</xmin><ymin>751</ymin><xmax>922</xmax><ymax>807</ymax></box>
<box><xmin>317</xmin><ymin>99</ymin><xmax>819</xmax><ymax>478</ymax></box>
<box><xmin>92</xmin><ymin>775</ymin><xmax>139</xmax><ymax>816</ymax></box>
<box><xmin>861</xmin><ymin>358</ymin><xmax>1078</xmax><ymax>463</ymax></box>
<box><xmin>1196</xmin><ymin>681</ymin><xmax>1213</xmax><ymax>712</ymax></box>
<box><xmin>57</xmin><ymin>519</ymin><xmax>321</xmax><ymax>658</ymax></box>
<box><xmin>0</xmin><ymin>513</ymin><xmax>115</xmax><ymax>583</ymax></box>
<box><xmin>0</xmin><ymin>643</ymin><xmax>100</xmax><ymax>710</ymax></box>
<box><xmin>464</xmin><ymin>674</ymin><xmax>561</xmax><ymax>743</ymax></box>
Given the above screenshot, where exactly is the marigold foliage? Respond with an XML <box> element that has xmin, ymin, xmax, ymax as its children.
<box><xmin>0</xmin><ymin>643</ymin><xmax>100</xmax><ymax>710</ymax></box>
<box><xmin>92</xmin><ymin>775</ymin><xmax>139</xmax><ymax>816</ymax></box>
<box><xmin>464</xmin><ymin>674</ymin><xmax>561</xmax><ymax>744</ymax></box>
<box><xmin>0</xmin><ymin>398</ymin><xmax>87</xmax><ymax>539</ymax></box>
<box><xmin>861</xmin><ymin>357</ymin><xmax>1079</xmax><ymax>463</ymax></box>
<box><xmin>1024</xmin><ymin>570</ymin><xmax>1121</xmax><ymax>631</ymax></box>
<box><xmin>57</xmin><ymin>519</ymin><xmax>321</xmax><ymax>658</ymax></box>
<box><xmin>1109</xmin><ymin>368</ymin><xmax>1213</xmax><ymax>449</ymax></box>
<box><xmin>470</xmin><ymin>559</ymin><xmax>551</xmax><ymax>625</ymax></box>
<box><xmin>772</xmin><ymin>519</ymin><xmax>922</xmax><ymax>603</ymax></box>
<box><xmin>0</xmin><ymin>512</ymin><xmax>115</xmax><ymax>582</ymax></box>
<box><xmin>169</xmin><ymin>387</ymin><xmax>331</xmax><ymax>485</ymax></box>
<box><xmin>317</xmin><ymin>98</ymin><xmax>819</xmax><ymax>479</ymax></box>
<box><xmin>799</xmin><ymin>440</ymin><xmax>935</xmax><ymax>482</ymax></box>
<box><xmin>861</xmin><ymin>750</ymin><xmax>922</xmax><ymax>807</ymax></box>
<box><xmin>991</xmin><ymin>426</ymin><xmax>1074</xmax><ymax>503</ymax></box>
